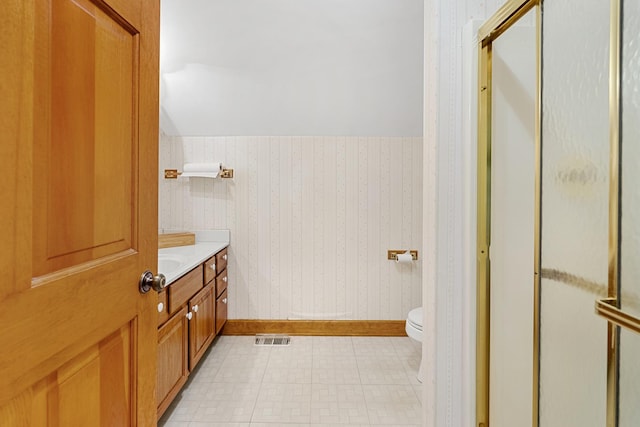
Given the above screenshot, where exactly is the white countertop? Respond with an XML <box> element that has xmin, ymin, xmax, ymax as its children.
<box><xmin>158</xmin><ymin>230</ymin><xmax>229</xmax><ymax>285</ymax></box>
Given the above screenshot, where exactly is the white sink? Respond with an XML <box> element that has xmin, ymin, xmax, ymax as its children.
<box><xmin>158</xmin><ymin>254</ymin><xmax>187</xmax><ymax>275</ymax></box>
<box><xmin>157</xmin><ymin>240</ymin><xmax>228</xmax><ymax>285</ymax></box>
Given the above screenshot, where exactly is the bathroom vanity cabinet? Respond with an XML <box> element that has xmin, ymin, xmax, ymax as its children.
<box><xmin>156</xmin><ymin>247</ymin><xmax>229</xmax><ymax>419</ymax></box>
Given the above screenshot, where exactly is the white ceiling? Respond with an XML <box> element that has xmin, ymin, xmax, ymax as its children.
<box><xmin>160</xmin><ymin>0</ymin><xmax>424</xmax><ymax>136</ymax></box>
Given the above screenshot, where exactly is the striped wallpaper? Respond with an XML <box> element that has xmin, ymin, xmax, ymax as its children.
<box><xmin>159</xmin><ymin>135</ymin><xmax>423</xmax><ymax>320</ymax></box>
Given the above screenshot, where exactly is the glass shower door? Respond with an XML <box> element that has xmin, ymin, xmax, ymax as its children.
<box><xmin>615</xmin><ymin>0</ymin><xmax>640</xmax><ymax>424</ymax></box>
<box><xmin>489</xmin><ymin>12</ymin><xmax>537</xmax><ymax>426</ymax></box>
<box><xmin>539</xmin><ymin>0</ymin><xmax>610</xmax><ymax>425</ymax></box>
<box><xmin>475</xmin><ymin>3</ymin><xmax>539</xmax><ymax>425</ymax></box>
<box><xmin>480</xmin><ymin>0</ymin><xmax>640</xmax><ymax>424</ymax></box>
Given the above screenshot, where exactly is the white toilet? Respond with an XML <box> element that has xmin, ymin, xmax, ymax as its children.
<box><xmin>405</xmin><ymin>307</ymin><xmax>425</xmax><ymax>383</ymax></box>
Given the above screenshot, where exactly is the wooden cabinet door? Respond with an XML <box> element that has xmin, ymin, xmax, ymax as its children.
<box><xmin>157</xmin><ymin>306</ymin><xmax>189</xmax><ymax>419</ymax></box>
<box><xmin>189</xmin><ymin>283</ymin><xmax>215</xmax><ymax>369</ymax></box>
<box><xmin>1</xmin><ymin>0</ymin><xmax>159</xmax><ymax>425</ymax></box>
<box><xmin>216</xmin><ymin>289</ymin><xmax>229</xmax><ymax>335</ymax></box>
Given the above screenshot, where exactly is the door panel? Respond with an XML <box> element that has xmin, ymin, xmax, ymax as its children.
<box><xmin>538</xmin><ymin>0</ymin><xmax>610</xmax><ymax>425</ymax></box>
<box><xmin>618</xmin><ymin>329</ymin><xmax>640</xmax><ymax>426</ymax></box>
<box><xmin>1</xmin><ymin>0</ymin><xmax>159</xmax><ymax>424</ymax></box>
<box><xmin>56</xmin><ymin>326</ymin><xmax>132</xmax><ymax>426</ymax></box>
<box><xmin>489</xmin><ymin>14</ymin><xmax>536</xmax><ymax>426</ymax></box>
<box><xmin>620</xmin><ymin>0</ymin><xmax>640</xmax><ymax>317</ymax></box>
<box><xmin>0</xmin><ymin>323</ymin><xmax>134</xmax><ymax>425</ymax></box>
<box><xmin>34</xmin><ymin>0</ymin><xmax>136</xmax><ymax>275</ymax></box>
<box><xmin>618</xmin><ymin>1</ymin><xmax>640</xmax><ymax>425</ymax></box>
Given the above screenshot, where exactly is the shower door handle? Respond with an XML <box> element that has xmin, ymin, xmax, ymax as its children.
<box><xmin>595</xmin><ymin>297</ymin><xmax>640</xmax><ymax>334</ymax></box>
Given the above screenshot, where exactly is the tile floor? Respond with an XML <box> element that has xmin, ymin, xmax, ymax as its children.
<box><xmin>158</xmin><ymin>335</ymin><xmax>423</xmax><ymax>426</ymax></box>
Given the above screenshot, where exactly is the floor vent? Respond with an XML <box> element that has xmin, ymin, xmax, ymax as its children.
<box><xmin>254</xmin><ymin>334</ymin><xmax>291</xmax><ymax>346</ymax></box>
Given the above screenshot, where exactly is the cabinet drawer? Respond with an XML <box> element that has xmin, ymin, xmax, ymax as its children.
<box><xmin>215</xmin><ymin>248</ymin><xmax>228</xmax><ymax>274</ymax></box>
<box><xmin>215</xmin><ymin>270</ymin><xmax>228</xmax><ymax>298</ymax></box>
<box><xmin>203</xmin><ymin>255</ymin><xmax>217</xmax><ymax>285</ymax></box>
<box><xmin>168</xmin><ymin>266</ymin><xmax>203</xmax><ymax>315</ymax></box>
<box><xmin>158</xmin><ymin>290</ymin><xmax>169</xmax><ymax>327</ymax></box>
<box><xmin>215</xmin><ymin>289</ymin><xmax>228</xmax><ymax>335</ymax></box>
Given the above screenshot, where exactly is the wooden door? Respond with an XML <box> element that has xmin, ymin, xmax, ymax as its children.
<box><xmin>1</xmin><ymin>0</ymin><xmax>159</xmax><ymax>425</ymax></box>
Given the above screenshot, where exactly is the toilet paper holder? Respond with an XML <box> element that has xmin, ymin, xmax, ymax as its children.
<box><xmin>387</xmin><ymin>250</ymin><xmax>418</xmax><ymax>261</ymax></box>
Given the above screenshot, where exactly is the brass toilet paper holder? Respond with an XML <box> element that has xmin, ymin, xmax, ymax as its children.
<box><xmin>387</xmin><ymin>250</ymin><xmax>418</xmax><ymax>261</ymax></box>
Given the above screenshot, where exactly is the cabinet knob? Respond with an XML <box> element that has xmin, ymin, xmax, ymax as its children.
<box><xmin>222</xmin><ymin>254</ymin><xmax>227</xmax><ymax>261</ymax></box>
<box><xmin>209</xmin><ymin>263</ymin><xmax>216</xmax><ymax>270</ymax></box>
<box><xmin>193</xmin><ymin>304</ymin><xmax>199</xmax><ymax>313</ymax></box>
<box><xmin>186</xmin><ymin>312</ymin><xmax>193</xmax><ymax>320</ymax></box>
<box><xmin>157</xmin><ymin>302</ymin><xmax>164</xmax><ymax>313</ymax></box>
<box><xmin>223</xmin><ymin>276</ymin><xmax>228</xmax><ymax>283</ymax></box>
<box><xmin>222</xmin><ymin>298</ymin><xmax>227</xmax><ymax>304</ymax></box>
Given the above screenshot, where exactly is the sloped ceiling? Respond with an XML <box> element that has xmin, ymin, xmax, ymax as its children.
<box><xmin>160</xmin><ymin>0</ymin><xmax>424</xmax><ymax>136</ymax></box>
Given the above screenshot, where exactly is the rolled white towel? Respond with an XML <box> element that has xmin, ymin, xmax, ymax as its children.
<box><xmin>181</xmin><ymin>162</ymin><xmax>221</xmax><ymax>178</ymax></box>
